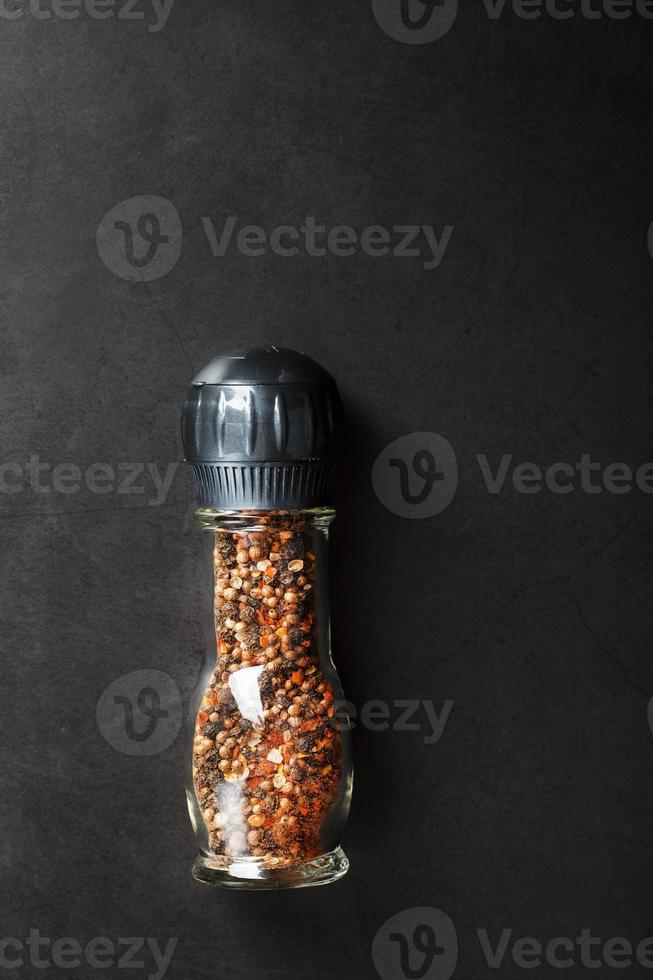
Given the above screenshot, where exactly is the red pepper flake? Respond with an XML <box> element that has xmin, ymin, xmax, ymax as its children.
<box><xmin>195</xmin><ymin>518</ymin><xmax>346</xmax><ymax>870</ymax></box>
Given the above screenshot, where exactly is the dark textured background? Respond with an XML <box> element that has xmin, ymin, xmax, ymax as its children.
<box><xmin>2</xmin><ymin>2</ymin><xmax>653</xmax><ymax>978</ymax></box>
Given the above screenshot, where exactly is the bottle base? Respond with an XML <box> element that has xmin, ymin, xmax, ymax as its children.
<box><xmin>192</xmin><ymin>846</ymin><xmax>349</xmax><ymax>890</ymax></box>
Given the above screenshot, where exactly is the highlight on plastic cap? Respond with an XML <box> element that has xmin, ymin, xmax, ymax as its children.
<box><xmin>181</xmin><ymin>346</ymin><xmax>344</xmax><ymax>510</ymax></box>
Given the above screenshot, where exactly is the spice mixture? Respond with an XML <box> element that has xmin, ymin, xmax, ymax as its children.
<box><xmin>192</xmin><ymin>515</ymin><xmax>343</xmax><ymax>869</ymax></box>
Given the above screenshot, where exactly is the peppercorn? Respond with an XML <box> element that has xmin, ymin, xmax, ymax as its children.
<box><xmin>192</xmin><ymin>516</ymin><xmax>344</xmax><ymax>869</ymax></box>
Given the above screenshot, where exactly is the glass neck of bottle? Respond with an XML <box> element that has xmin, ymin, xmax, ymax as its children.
<box><xmin>194</xmin><ymin>508</ymin><xmax>336</xmax><ymax>533</ymax></box>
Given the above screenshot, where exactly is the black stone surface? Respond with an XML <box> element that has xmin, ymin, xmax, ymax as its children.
<box><xmin>1</xmin><ymin>3</ymin><xmax>653</xmax><ymax>979</ymax></box>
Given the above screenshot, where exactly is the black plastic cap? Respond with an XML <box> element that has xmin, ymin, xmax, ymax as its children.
<box><xmin>181</xmin><ymin>346</ymin><xmax>344</xmax><ymax>510</ymax></box>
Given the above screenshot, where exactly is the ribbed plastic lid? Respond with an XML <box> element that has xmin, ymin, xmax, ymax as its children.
<box><xmin>181</xmin><ymin>346</ymin><xmax>344</xmax><ymax>510</ymax></box>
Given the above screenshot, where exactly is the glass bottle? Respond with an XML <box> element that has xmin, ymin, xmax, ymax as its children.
<box><xmin>181</xmin><ymin>347</ymin><xmax>353</xmax><ymax>889</ymax></box>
